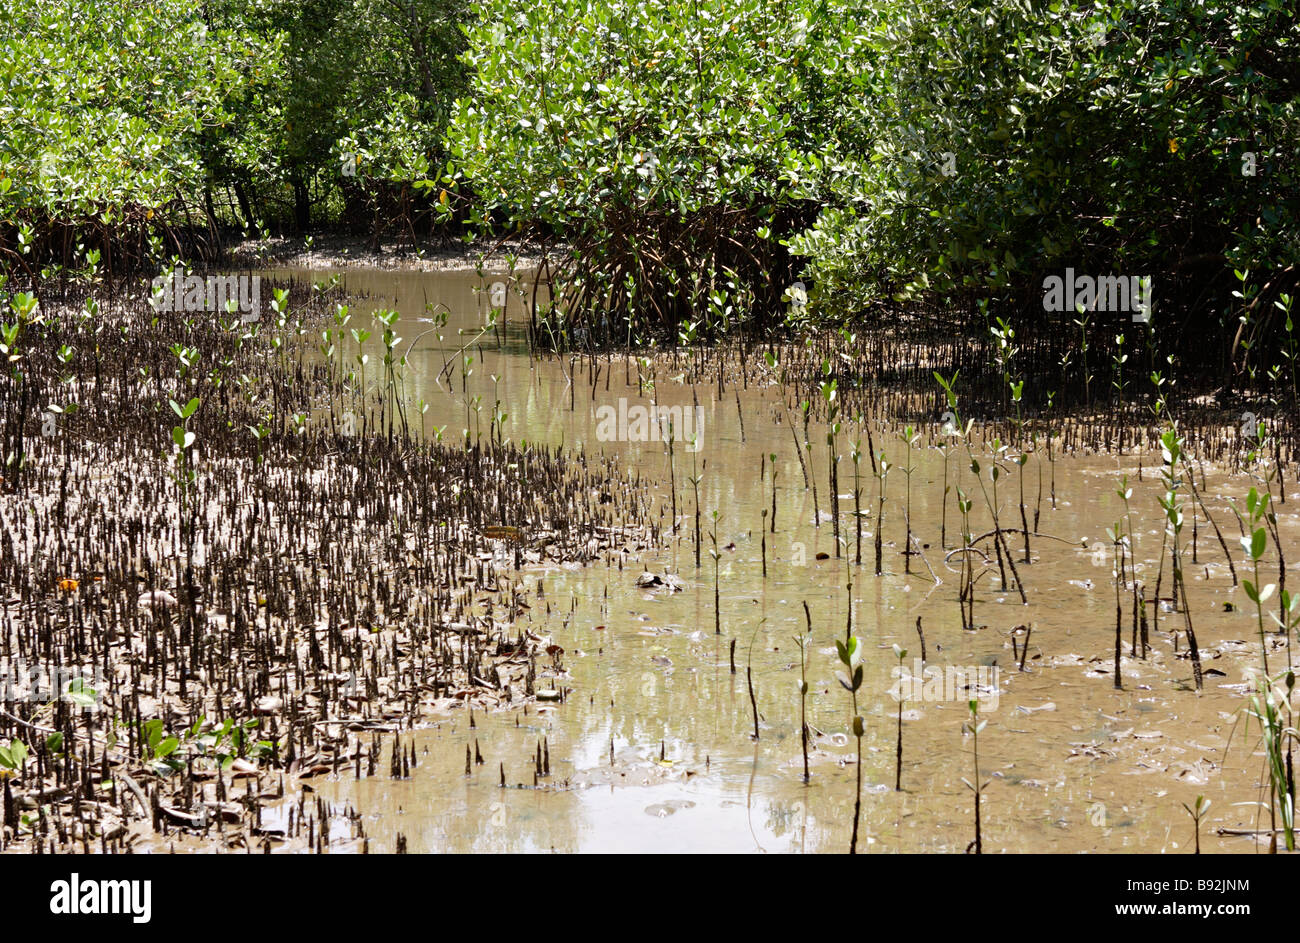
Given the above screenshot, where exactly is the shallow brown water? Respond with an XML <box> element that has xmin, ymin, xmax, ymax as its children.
<box><xmin>269</xmin><ymin>265</ymin><xmax>1294</xmax><ymax>853</ymax></box>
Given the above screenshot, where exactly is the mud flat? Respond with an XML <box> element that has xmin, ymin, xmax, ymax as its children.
<box><xmin>0</xmin><ymin>276</ymin><xmax>654</xmax><ymax>853</ymax></box>
<box><xmin>4</xmin><ymin>263</ymin><xmax>1298</xmax><ymax>853</ymax></box>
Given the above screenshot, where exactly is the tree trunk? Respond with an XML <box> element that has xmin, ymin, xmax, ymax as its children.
<box><xmin>292</xmin><ymin>171</ymin><xmax>311</xmax><ymax>233</ymax></box>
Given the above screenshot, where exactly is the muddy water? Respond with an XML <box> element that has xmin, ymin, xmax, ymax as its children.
<box><xmin>273</xmin><ymin>266</ymin><xmax>1290</xmax><ymax>853</ymax></box>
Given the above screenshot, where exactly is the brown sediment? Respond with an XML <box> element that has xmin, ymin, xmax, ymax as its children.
<box><xmin>5</xmin><ymin>262</ymin><xmax>1298</xmax><ymax>853</ymax></box>
<box><xmin>0</xmin><ymin>271</ymin><xmax>654</xmax><ymax>853</ymax></box>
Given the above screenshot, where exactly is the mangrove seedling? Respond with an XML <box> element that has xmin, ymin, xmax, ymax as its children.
<box><xmin>1073</xmin><ymin>308</ymin><xmax>1092</xmax><ymax>407</ymax></box>
<box><xmin>874</xmin><ymin>452</ymin><xmax>890</xmax><ymax>576</ymax></box>
<box><xmin>1181</xmin><ymin>795</ymin><xmax>1210</xmax><ymax>854</ymax></box>
<box><xmin>851</xmin><ymin>429</ymin><xmax>863</xmax><ymax>565</ymax></box>
<box><xmin>0</xmin><ymin>739</ymin><xmax>27</xmax><ymax>776</ymax></box>
<box><xmin>1110</xmin><ymin>520</ymin><xmax>1125</xmax><ymax>689</ymax></box>
<box><xmin>835</xmin><ymin>634</ymin><xmax>865</xmax><ymax>853</ymax></box>
<box><xmin>797</xmin><ymin>601</ymin><xmax>814</xmax><ymax>782</ymax></box>
<box><xmin>1229</xmin><ymin>491</ymin><xmax>1295</xmax><ymax>851</ymax></box>
<box><xmin>710</xmin><ymin>510</ymin><xmax>721</xmax><ymax>635</ymax></box>
<box><xmin>821</xmin><ymin>364</ymin><xmax>840</xmax><ymax>556</ymax></box>
<box><xmin>1156</xmin><ymin>426</ymin><xmax>1203</xmax><ymax>690</ymax></box>
<box><xmin>689</xmin><ymin>434</ymin><xmax>702</xmax><ymax>565</ymax></box>
<box><xmin>962</xmin><ymin>700</ymin><xmax>990</xmax><ymax>854</ymax></box>
<box><xmin>746</xmin><ymin>619</ymin><xmax>763</xmax><ymax>741</ymax></box>
<box><xmin>893</xmin><ymin>644</ymin><xmax>906</xmax><ymax>791</ymax></box>
<box><xmin>899</xmin><ymin>426</ymin><xmax>918</xmax><ymax>573</ymax></box>
<box><xmin>802</xmin><ymin>397</ymin><xmax>820</xmax><ymax>526</ymax></box>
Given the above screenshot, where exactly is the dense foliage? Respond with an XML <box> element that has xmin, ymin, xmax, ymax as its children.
<box><xmin>0</xmin><ymin>0</ymin><xmax>466</xmax><ymax>275</ymax></box>
<box><xmin>792</xmin><ymin>0</ymin><xmax>1300</xmax><ymax>378</ymax></box>
<box><xmin>206</xmin><ymin>0</ymin><xmax>469</xmax><ymax>238</ymax></box>
<box><xmin>0</xmin><ymin>0</ymin><xmax>275</xmax><ymax>275</ymax></box>
<box><xmin>1</xmin><ymin>0</ymin><xmax>1297</xmax><ymax>380</ymax></box>
<box><xmin>445</xmin><ymin>0</ymin><xmax>863</xmax><ymax>344</ymax></box>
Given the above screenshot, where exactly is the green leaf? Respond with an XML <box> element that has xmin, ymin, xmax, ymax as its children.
<box><xmin>63</xmin><ymin>678</ymin><xmax>97</xmax><ymax>708</ymax></box>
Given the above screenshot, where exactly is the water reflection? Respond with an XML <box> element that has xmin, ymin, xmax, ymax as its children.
<box><xmin>278</xmin><ymin>265</ymin><xmax>1268</xmax><ymax>853</ymax></box>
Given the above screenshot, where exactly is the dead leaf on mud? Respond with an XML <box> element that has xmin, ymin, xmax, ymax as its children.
<box><xmin>1050</xmin><ymin>653</ymin><xmax>1087</xmax><ymax>667</ymax></box>
<box><xmin>1016</xmin><ymin>702</ymin><xmax>1056</xmax><ymax>714</ymax></box>
<box><xmin>1171</xmin><ymin>759</ymin><xmax>1217</xmax><ymax>784</ymax></box>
